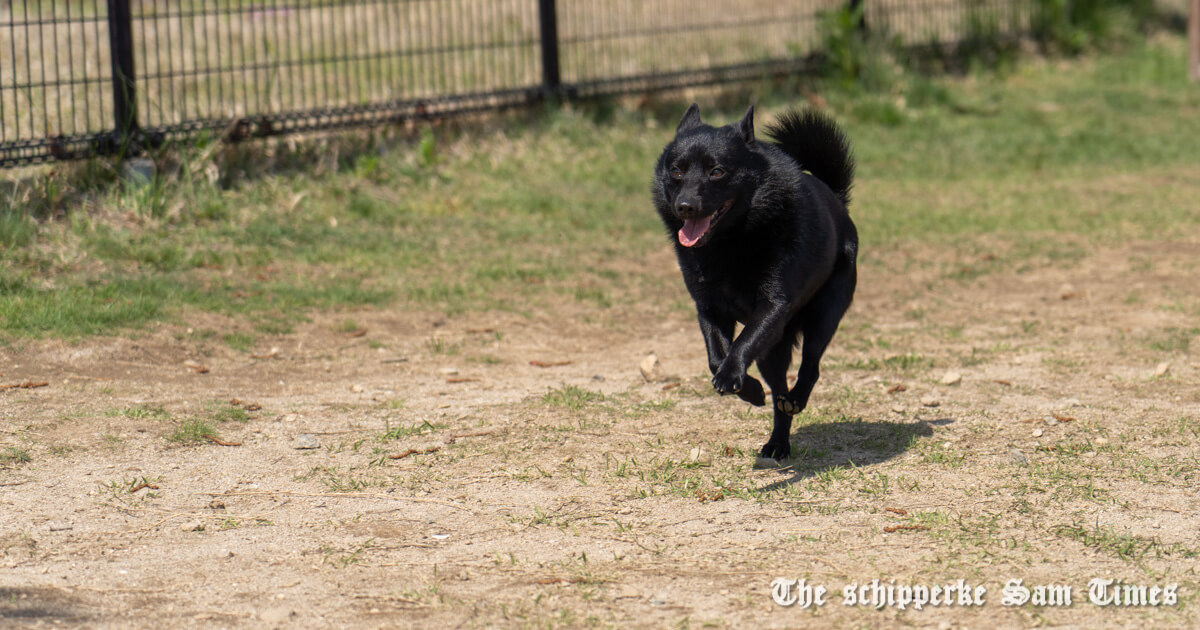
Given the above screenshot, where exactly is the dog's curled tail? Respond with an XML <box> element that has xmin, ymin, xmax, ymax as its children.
<box><xmin>764</xmin><ymin>109</ymin><xmax>855</xmax><ymax>207</ymax></box>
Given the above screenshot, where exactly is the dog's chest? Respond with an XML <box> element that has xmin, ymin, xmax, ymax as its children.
<box><xmin>687</xmin><ymin>258</ymin><xmax>764</xmax><ymax>321</ymax></box>
<box><xmin>716</xmin><ymin>283</ymin><xmax>757</xmax><ymax>322</ymax></box>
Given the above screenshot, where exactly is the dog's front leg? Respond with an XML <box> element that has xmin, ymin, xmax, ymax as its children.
<box><xmin>712</xmin><ymin>301</ymin><xmax>792</xmax><ymax>407</ymax></box>
<box><xmin>696</xmin><ymin>307</ymin><xmax>735</xmax><ymax>376</ymax></box>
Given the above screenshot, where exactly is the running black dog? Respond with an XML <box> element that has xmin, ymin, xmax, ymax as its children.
<box><xmin>651</xmin><ymin>104</ymin><xmax>858</xmax><ymax>460</ymax></box>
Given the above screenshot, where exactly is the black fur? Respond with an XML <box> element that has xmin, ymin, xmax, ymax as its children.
<box><xmin>651</xmin><ymin>104</ymin><xmax>858</xmax><ymax>460</ymax></box>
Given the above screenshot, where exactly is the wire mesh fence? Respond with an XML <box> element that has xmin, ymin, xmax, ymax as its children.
<box><xmin>1</xmin><ymin>0</ymin><xmax>1037</xmax><ymax>168</ymax></box>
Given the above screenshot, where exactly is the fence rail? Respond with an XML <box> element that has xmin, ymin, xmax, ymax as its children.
<box><xmin>2</xmin><ymin>0</ymin><xmax>1034</xmax><ymax>168</ymax></box>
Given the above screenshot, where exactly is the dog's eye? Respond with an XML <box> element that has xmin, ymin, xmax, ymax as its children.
<box><xmin>709</xmin><ymin>167</ymin><xmax>726</xmax><ymax>180</ymax></box>
<box><xmin>669</xmin><ymin>166</ymin><xmax>682</xmax><ymax>179</ymax></box>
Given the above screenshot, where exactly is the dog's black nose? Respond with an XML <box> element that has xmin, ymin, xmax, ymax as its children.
<box><xmin>676</xmin><ymin>200</ymin><xmax>694</xmax><ymax>216</ymax></box>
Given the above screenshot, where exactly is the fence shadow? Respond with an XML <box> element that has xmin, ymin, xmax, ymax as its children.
<box><xmin>754</xmin><ymin>417</ymin><xmax>953</xmax><ymax>493</ymax></box>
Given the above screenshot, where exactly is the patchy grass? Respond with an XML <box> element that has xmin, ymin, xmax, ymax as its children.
<box><xmin>106</xmin><ymin>404</ymin><xmax>170</xmax><ymax>421</ymax></box>
<box><xmin>208</xmin><ymin>402</ymin><xmax>253</xmax><ymax>423</ymax></box>
<box><xmin>0</xmin><ymin>446</ymin><xmax>32</xmax><ymax>466</ymax></box>
<box><xmin>3</xmin><ymin>37</ymin><xmax>1198</xmax><ymax>339</ymax></box>
<box><xmin>541</xmin><ymin>385</ymin><xmax>607</xmax><ymax>410</ymax></box>
<box><xmin>1144</xmin><ymin>327</ymin><xmax>1197</xmax><ymax>354</ymax></box>
<box><xmin>167</xmin><ymin>419</ymin><xmax>218</xmax><ymax>444</ymax></box>
<box><xmin>378</xmin><ymin>419</ymin><xmax>442</xmax><ymax>441</ymax></box>
<box><xmin>1053</xmin><ymin>523</ymin><xmax>1200</xmax><ymax>561</ymax></box>
<box><xmin>221</xmin><ymin>332</ymin><xmax>256</xmax><ymax>352</ymax></box>
<box><xmin>837</xmin><ymin>353</ymin><xmax>935</xmax><ymax>372</ymax></box>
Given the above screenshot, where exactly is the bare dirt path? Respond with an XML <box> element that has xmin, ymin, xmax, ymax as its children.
<box><xmin>2</xmin><ymin>241</ymin><xmax>1199</xmax><ymax>628</ymax></box>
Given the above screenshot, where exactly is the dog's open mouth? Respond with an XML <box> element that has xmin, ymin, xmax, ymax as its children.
<box><xmin>677</xmin><ymin>200</ymin><xmax>732</xmax><ymax>247</ymax></box>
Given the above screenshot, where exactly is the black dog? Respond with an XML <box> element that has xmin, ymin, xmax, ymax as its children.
<box><xmin>651</xmin><ymin>104</ymin><xmax>858</xmax><ymax>460</ymax></box>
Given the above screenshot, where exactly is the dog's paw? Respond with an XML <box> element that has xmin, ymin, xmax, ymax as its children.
<box><xmin>737</xmin><ymin>377</ymin><xmax>766</xmax><ymax>406</ymax></box>
<box><xmin>759</xmin><ymin>439</ymin><xmax>791</xmax><ymax>461</ymax></box>
<box><xmin>712</xmin><ymin>365</ymin><xmax>766</xmax><ymax>406</ymax></box>
<box><xmin>711</xmin><ymin>363</ymin><xmax>744</xmax><ymax>396</ymax></box>
<box><xmin>774</xmin><ymin>397</ymin><xmax>802</xmax><ymax>415</ymax></box>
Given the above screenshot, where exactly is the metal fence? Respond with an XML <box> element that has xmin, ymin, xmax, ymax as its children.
<box><xmin>1</xmin><ymin>0</ymin><xmax>1034</xmax><ymax>168</ymax></box>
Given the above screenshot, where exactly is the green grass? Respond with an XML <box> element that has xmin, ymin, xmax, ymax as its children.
<box><xmin>1053</xmin><ymin>523</ymin><xmax>1200</xmax><ymax>561</ymax></box>
<box><xmin>222</xmin><ymin>332</ymin><xmax>256</xmax><ymax>352</ymax></box>
<box><xmin>168</xmin><ymin>419</ymin><xmax>218</xmax><ymax>444</ymax></box>
<box><xmin>541</xmin><ymin>385</ymin><xmax>607</xmax><ymax>410</ymax></box>
<box><xmin>0</xmin><ymin>446</ymin><xmax>32</xmax><ymax>466</ymax></box>
<box><xmin>851</xmin><ymin>39</ymin><xmax>1200</xmax><ymax>249</ymax></box>
<box><xmin>378</xmin><ymin>419</ymin><xmax>441</xmax><ymax>441</ymax></box>
<box><xmin>106</xmin><ymin>404</ymin><xmax>170</xmax><ymax>420</ymax></box>
<box><xmin>837</xmin><ymin>353</ymin><xmax>934</xmax><ymax>372</ymax></box>
<box><xmin>2</xmin><ymin>35</ymin><xmax>1198</xmax><ymax>338</ymax></box>
<box><xmin>1145</xmin><ymin>327</ymin><xmax>1197</xmax><ymax>354</ymax></box>
<box><xmin>336</xmin><ymin>319</ymin><xmax>362</xmax><ymax>334</ymax></box>
<box><xmin>208</xmin><ymin>402</ymin><xmax>252</xmax><ymax>423</ymax></box>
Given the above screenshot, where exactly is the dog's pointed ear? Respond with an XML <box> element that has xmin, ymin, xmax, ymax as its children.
<box><xmin>736</xmin><ymin>105</ymin><xmax>755</xmax><ymax>144</ymax></box>
<box><xmin>676</xmin><ymin>103</ymin><xmax>703</xmax><ymax>133</ymax></box>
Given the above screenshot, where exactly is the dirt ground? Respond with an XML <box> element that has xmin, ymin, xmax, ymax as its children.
<box><xmin>2</xmin><ymin>238</ymin><xmax>1199</xmax><ymax>629</ymax></box>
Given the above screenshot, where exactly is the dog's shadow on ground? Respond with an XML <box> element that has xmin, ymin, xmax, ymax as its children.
<box><xmin>755</xmin><ymin>417</ymin><xmax>953</xmax><ymax>493</ymax></box>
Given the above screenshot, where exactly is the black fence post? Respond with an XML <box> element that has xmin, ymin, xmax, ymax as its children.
<box><xmin>1190</xmin><ymin>0</ymin><xmax>1199</xmax><ymax>81</ymax></box>
<box><xmin>849</xmin><ymin>0</ymin><xmax>867</xmax><ymax>33</ymax></box>
<box><xmin>106</xmin><ymin>0</ymin><xmax>138</xmax><ymax>153</ymax></box>
<box><xmin>537</xmin><ymin>0</ymin><xmax>561</xmax><ymax>97</ymax></box>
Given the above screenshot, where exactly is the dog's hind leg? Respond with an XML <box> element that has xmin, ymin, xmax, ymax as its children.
<box><xmin>755</xmin><ymin>340</ymin><xmax>796</xmax><ymax>460</ymax></box>
<box><xmin>788</xmin><ymin>266</ymin><xmax>856</xmax><ymax>415</ymax></box>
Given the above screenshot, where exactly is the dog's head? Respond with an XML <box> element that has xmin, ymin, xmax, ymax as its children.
<box><xmin>652</xmin><ymin>103</ymin><xmax>763</xmax><ymax>248</ymax></box>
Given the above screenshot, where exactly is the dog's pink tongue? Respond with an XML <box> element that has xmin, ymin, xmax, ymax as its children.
<box><xmin>678</xmin><ymin>215</ymin><xmax>712</xmax><ymax>247</ymax></box>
